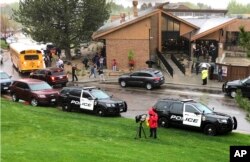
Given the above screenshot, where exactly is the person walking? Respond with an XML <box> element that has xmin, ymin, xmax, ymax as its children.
<box><xmin>148</xmin><ymin>107</ymin><xmax>158</xmax><ymax>139</ymax></box>
<box><xmin>98</xmin><ymin>68</ymin><xmax>105</xmax><ymax>82</ymax></box>
<box><xmin>89</xmin><ymin>64</ymin><xmax>96</xmax><ymax>78</ymax></box>
<box><xmin>82</xmin><ymin>56</ymin><xmax>89</xmax><ymax>70</ymax></box>
<box><xmin>72</xmin><ymin>64</ymin><xmax>78</xmax><ymax>82</ymax></box>
<box><xmin>112</xmin><ymin>59</ymin><xmax>117</xmax><ymax>71</ymax></box>
<box><xmin>218</xmin><ymin>67</ymin><xmax>223</xmax><ymax>82</ymax></box>
<box><xmin>201</xmin><ymin>68</ymin><xmax>208</xmax><ymax>85</ymax></box>
<box><xmin>99</xmin><ymin>56</ymin><xmax>104</xmax><ymax>69</ymax></box>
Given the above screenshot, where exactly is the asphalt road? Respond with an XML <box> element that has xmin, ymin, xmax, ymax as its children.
<box><xmin>1</xmin><ymin>49</ymin><xmax>250</xmax><ymax>134</ymax></box>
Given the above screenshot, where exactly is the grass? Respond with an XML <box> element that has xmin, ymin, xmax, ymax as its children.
<box><xmin>1</xmin><ymin>98</ymin><xmax>250</xmax><ymax>162</ymax></box>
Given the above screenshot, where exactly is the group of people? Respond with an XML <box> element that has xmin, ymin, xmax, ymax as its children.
<box><xmin>193</xmin><ymin>43</ymin><xmax>216</xmax><ymax>62</ymax></box>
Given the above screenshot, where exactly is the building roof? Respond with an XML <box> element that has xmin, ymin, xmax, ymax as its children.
<box><xmin>92</xmin><ymin>3</ymin><xmax>165</xmax><ymax>39</ymax></box>
<box><xmin>93</xmin><ymin>3</ymin><xmax>236</xmax><ymax>41</ymax></box>
<box><xmin>183</xmin><ymin>17</ymin><xmax>236</xmax><ymax>41</ymax></box>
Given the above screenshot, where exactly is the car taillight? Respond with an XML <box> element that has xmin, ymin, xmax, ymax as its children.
<box><xmin>153</xmin><ymin>77</ymin><xmax>160</xmax><ymax>81</ymax></box>
<box><xmin>51</xmin><ymin>76</ymin><xmax>55</xmax><ymax>81</ymax></box>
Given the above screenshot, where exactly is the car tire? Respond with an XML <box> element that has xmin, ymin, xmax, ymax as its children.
<box><xmin>31</xmin><ymin>98</ymin><xmax>39</xmax><ymax>107</ymax></box>
<box><xmin>62</xmin><ymin>83</ymin><xmax>67</xmax><ymax>87</ymax></box>
<box><xmin>204</xmin><ymin>124</ymin><xmax>217</xmax><ymax>136</ymax></box>
<box><xmin>62</xmin><ymin>103</ymin><xmax>72</xmax><ymax>112</ymax></box>
<box><xmin>145</xmin><ymin>83</ymin><xmax>152</xmax><ymax>90</ymax></box>
<box><xmin>159</xmin><ymin>117</ymin><xmax>170</xmax><ymax>128</ymax></box>
<box><xmin>96</xmin><ymin>108</ymin><xmax>105</xmax><ymax>117</ymax></box>
<box><xmin>12</xmin><ymin>93</ymin><xmax>19</xmax><ymax>102</ymax></box>
<box><xmin>120</xmin><ymin>80</ymin><xmax>126</xmax><ymax>88</ymax></box>
<box><xmin>230</xmin><ymin>90</ymin><xmax>237</xmax><ymax>98</ymax></box>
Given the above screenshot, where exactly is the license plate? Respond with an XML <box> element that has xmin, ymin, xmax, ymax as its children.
<box><xmin>51</xmin><ymin>99</ymin><xmax>56</xmax><ymax>102</ymax></box>
<box><xmin>60</xmin><ymin>76</ymin><xmax>63</xmax><ymax>79</ymax></box>
<box><xmin>3</xmin><ymin>87</ymin><xmax>8</xmax><ymax>89</ymax></box>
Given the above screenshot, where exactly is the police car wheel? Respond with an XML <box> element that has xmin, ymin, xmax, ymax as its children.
<box><xmin>120</xmin><ymin>81</ymin><xmax>126</xmax><ymax>87</ymax></box>
<box><xmin>31</xmin><ymin>98</ymin><xmax>38</xmax><ymax>107</ymax></box>
<box><xmin>204</xmin><ymin>124</ymin><xmax>217</xmax><ymax>136</ymax></box>
<box><xmin>159</xmin><ymin>117</ymin><xmax>170</xmax><ymax>128</ymax></box>
<box><xmin>146</xmin><ymin>83</ymin><xmax>152</xmax><ymax>90</ymax></box>
<box><xmin>96</xmin><ymin>108</ymin><xmax>104</xmax><ymax>116</ymax></box>
<box><xmin>62</xmin><ymin>104</ymin><xmax>72</xmax><ymax>112</ymax></box>
<box><xmin>230</xmin><ymin>90</ymin><xmax>236</xmax><ymax>98</ymax></box>
<box><xmin>12</xmin><ymin>93</ymin><xmax>19</xmax><ymax>102</ymax></box>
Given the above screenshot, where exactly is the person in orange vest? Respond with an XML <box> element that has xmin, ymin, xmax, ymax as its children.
<box><xmin>148</xmin><ymin>107</ymin><xmax>158</xmax><ymax>139</ymax></box>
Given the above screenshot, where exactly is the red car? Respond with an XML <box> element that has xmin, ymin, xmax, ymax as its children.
<box><xmin>10</xmin><ymin>78</ymin><xmax>59</xmax><ymax>106</ymax></box>
<box><xmin>30</xmin><ymin>67</ymin><xmax>68</xmax><ymax>87</ymax></box>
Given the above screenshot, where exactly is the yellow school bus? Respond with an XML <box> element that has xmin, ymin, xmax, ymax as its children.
<box><xmin>9</xmin><ymin>43</ymin><xmax>45</xmax><ymax>73</ymax></box>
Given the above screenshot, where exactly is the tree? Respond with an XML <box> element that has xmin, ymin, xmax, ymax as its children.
<box><xmin>227</xmin><ymin>0</ymin><xmax>250</xmax><ymax>14</ymax></box>
<box><xmin>239</xmin><ymin>26</ymin><xmax>250</xmax><ymax>58</ymax></box>
<box><xmin>13</xmin><ymin>0</ymin><xmax>111</xmax><ymax>60</ymax></box>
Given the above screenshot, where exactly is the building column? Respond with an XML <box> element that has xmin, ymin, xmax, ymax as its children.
<box><xmin>218</xmin><ymin>42</ymin><xmax>224</xmax><ymax>59</ymax></box>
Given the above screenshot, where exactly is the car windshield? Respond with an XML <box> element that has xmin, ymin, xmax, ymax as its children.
<box><xmin>154</xmin><ymin>71</ymin><xmax>163</xmax><ymax>77</ymax></box>
<box><xmin>90</xmin><ymin>90</ymin><xmax>110</xmax><ymax>99</ymax></box>
<box><xmin>193</xmin><ymin>102</ymin><xmax>213</xmax><ymax>114</ymax></box>
<box><xmin>29</xmin><ymin>82</ymin><xmax>52</xmax><ymax>91</ymax></box>
<box><xmin>241</xmin><ymin>77</ymin><xmax>249</xmax><ymax>83</ymax></box>
<box><xmin>0</xmin><ymin>72</ymin><xmax>10</xmax><ymax>79</ymax></box>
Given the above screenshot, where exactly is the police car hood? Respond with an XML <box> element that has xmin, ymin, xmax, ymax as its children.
<box><xmin>226</xmin><ymin>80</ymin><xmax>242</xmax><ymax>86</ymax></box>
<box><xmin>206</xmin><ymin>112</ymin><xmax>231</xmax><ymax>119</ymax></box>
<box><xmin>97</xmin><ymin>98</ymin><xmax>123</xmax><ymax>104</ymax></box>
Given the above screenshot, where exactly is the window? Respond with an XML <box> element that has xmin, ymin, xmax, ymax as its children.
<box><xmin>39</xmin><ymin>70</ymin><xmax>46</xmax><ymax>75</ymax></box>
<box><xmin>82</xmin><ymin>92</ymin><xmax>92</xmax><ymax>99</ymax></box>
<box><xmin>139</xmin><ymin>73</ymin><xmax>152</xmax><ymax>77</ymax></box>
<box><xmin>170</xmin><ymin>102</ymin><xmax>183</xmax><ymax>114</ymax></box>
<box><xmin>131</xmin><ymin>72</ymin><xmax>140</xmax><ymax>77</ymax></box>
<box><xmin>16</xmin><ymin>82</ymin><xmax>29</xmax><ymax>89</ymax></box>
<box><xmin>60</xmin><ymin>89</ymin><xmax>70</xmax><ymax>95</ymax></box>
<box><xmin>70</xmin><ymin>89</ymin><xmax>82</xmax><ymax>97</ymax></box>
<box><xmin>29</xmin><ymin>82</ymin><xmax>52</xmax><ymax>91</ymax></box>
<box><xmin>154</xmin><ymin>101</ymin><xmax>170</xmax><ymax>110</ymax></box>
<box><xmin>185</xmin><ymin>104</ymin><xmax>199</xmax><ymax>113</ymax></box>
<box><xmin>24</xmin><ymin>55</ymin><xmax>39</xmax><ymax>60</ymax></box>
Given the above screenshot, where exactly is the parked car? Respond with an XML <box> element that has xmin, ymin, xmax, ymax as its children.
<box><xmin>30</xmin><ymin>67</ymin><xmax>68</xmax><ymax>87</ymax></box>
<box><xmin>10</xmin><ymin>78</ymin><xmax>59</xmax><ymax>106</ymax></box>
<box><xmin>58</xmin><ymin>86</ymin><xmax>127</xmax><ymax>116</ymax></box>
<box><xmin>153</xmin><ymin>98</ymin><xmax>237</xmax><ymax>136</ymax></box>
<box><xmin>0</xmin><ymin>71</ymin><xmax>12</xmax><ymax>92</ymax></box>
<box><xmin>118</xmin><ymin>68</ymin><xmax>165</xmax><ymax>90</ymax></box>
<box><xmin>222</xmin><ymin>76</ymin><xmax>250</xmax><ymax>98</ymax></box>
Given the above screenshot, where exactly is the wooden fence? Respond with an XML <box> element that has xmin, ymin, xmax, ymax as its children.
<box><xmin>216</xmin><ymin>63</ymin><xmax>250</xmax><ymax>81</ymax></box>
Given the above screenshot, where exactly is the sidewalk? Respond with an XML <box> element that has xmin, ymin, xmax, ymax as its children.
<box><xmin>63</xmin><ymin>60</ymin><xmax>223</xmax><ymax>93</ymax></box>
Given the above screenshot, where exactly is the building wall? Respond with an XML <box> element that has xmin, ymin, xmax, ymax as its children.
<box><xmin>150</xmin><ymin>14</ymin><xmax>159</xmax><ymax>60</ymax></box>
<box><xmin>180</xmin><ymin>23</ymin><xmax>195</xmax><ymax>36</ymax></box>
<box><xmin>106</xmin><ymin>39</ymin><xmax>149</xmax><ymax>70</ymax></box>
<box><xmin>103</xmin><ymin>18</ymin><xmax>151</xmax><ymax>40</ymax></box>
<box><xmin>225</xmin><ymin>19</ymin><xmax>250</xmax><ymax>31</ymax></box>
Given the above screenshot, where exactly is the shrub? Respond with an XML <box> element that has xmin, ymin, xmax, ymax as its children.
<box><xmin>235</xmin><ymin>90</ymin><xmax>250</xmax><ymax>121</ymax></box>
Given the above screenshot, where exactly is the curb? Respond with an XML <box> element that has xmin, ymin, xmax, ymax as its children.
<box><xmin>69</xmin><ymin>79</ymin><xmax>223</xmax><ymax>94</ymax></box>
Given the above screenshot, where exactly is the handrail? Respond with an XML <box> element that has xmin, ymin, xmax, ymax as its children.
<box><xmin>156</xmin><ymin>50</ymin><xmax>173</xmax><ymax>77</ymax></box>
<box><xmin>171</xmin><ymin>54</ymin><xmax>185</xmax><ymax>75</ymax></box>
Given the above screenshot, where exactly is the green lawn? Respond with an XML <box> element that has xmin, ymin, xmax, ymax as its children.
<box><xmin>1</xmin><ymin>98</ymin><xmax>250</xmax><ymax>162</ymax></box>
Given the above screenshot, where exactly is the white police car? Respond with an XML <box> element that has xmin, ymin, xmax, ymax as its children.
<box><xmin>153</xmin><ymin>98</ymin><xmax>237</xmax><ymax>136</ymax></box>
<box><xmin>58</xmin><ymin>87</ymin><xmax>127</xmax><ymax>116</ymax></box>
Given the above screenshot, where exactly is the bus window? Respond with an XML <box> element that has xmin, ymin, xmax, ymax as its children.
<box><xmin>24</xmin><ymin>55</ymin><xmax>39</xmax><ymax>60</ymax></box>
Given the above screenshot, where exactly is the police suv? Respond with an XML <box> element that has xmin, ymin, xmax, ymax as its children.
<box><xmin>58</xmin><ymin>87</ymin><xmax>127</xmax><ymax>116</ymax></box>
<box><xmin>153</xmin><ymin>98</ymin><xmax>237</xmax><ymax>136</ymax></box>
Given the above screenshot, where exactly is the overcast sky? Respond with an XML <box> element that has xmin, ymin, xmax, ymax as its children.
<box><xmin>114</xmin><ymin>0</ymin><xmax>250</xmax><ymax>9</ymax></box>
<box><xmin>1</xmin><ymin>0</ymin><xmax>250</xmax><ymax>9</ymax></box>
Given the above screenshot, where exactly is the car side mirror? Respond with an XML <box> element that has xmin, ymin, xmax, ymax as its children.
<box><xmin>110</xmin><ymin>94</ymin><xmax>113</xmax><ymax>98</ymax></box>
<box><xmin>66</xmin><ymin>92</ymin><xmax>70</xmax><ymax>96</ymax></box>
<box><xmin>212</xmin><ymin>107</ymin><xmax>214</xmax><ymax>110</ymax></box>
<box><xmin>9</xmin><ymin>75</ymin><xmax>12</xmax><ymax>78</ymax></box>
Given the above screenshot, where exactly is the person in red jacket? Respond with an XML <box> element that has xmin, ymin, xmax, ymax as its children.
<box><xmin>148</xmin><ymin>107</ymin><xmax>158</xmax><ymax>139</ymax></box>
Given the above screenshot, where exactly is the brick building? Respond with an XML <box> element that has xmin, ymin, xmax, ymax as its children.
<box><xmin>92</xmin><ymin>1</ymin><xmax>250</xmax><ymax>71</ymax></box>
